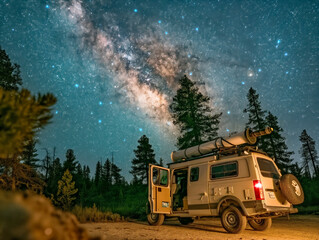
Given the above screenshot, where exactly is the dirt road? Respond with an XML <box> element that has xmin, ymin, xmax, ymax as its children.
<box><xmin>83</xmin><ymin>215</ymin><xmax>319</xmax><ymax>240</ymax></box>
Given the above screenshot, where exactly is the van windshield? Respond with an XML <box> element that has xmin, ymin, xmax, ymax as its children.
<box><xmin>257</xmin><ymin>158</ymin><xmax>280</xmax><ymax>179</ymax></box>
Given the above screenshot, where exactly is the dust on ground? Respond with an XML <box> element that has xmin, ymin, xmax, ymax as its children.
<box><xmin>83</xmin><ymin>215</ymin><xmax>319</xmax><ymax>240</ymax></box>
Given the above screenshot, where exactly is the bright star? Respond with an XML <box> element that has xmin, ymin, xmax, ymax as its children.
<box><xmin>99</xmin><ymin>101</ymin><xmax>103</xmax><ymax>105</ymax></box>
<box><xmin>226</xmin><ymin>128</ymin><xmax>230</xmax><ymax>132</ymax></box>
<box><xmin>98</xmin><ymin>120</ymin><xmax>102</xmax><ymax>123</ymax></box>
<box><xmin>45</xmin><ymin>4</ymin><xmax>49</xmax><ymax>9</ymax></box>
<box><xmin>258</xmin><ymin>68</ymin><xmax>262</xmax><ymax>72</ymax></box>
<box><xmin>165</xmin><ymin>31</ymin><xmax>168</xmax><ymax>35</ymax></box>
<box><xmin>241</xmin><ymin>81</ymin><xmax>245</xmax><ymax>85</ymax></box>
<box><xmin>286</xmin><ymin>71</ymin><xmax>289</xmax><ymax>74</ymax></box>
<box><xmin>109</xmin><ymin>101</ymin><xmax>113</xmax><ymax>105</ymax></box>
<box><xmin>134</xmin><ymin>9</ymin><xmax>138</xmax><ymax>12</ymax></box>
<box><xmin>139</xmin><ymin>128</ymin><xmax>143</xmax><ymax>132</ymax></box>
<box><xmin>55</xmin><ymin>111</ymin><xmax>58</xmax><ymax>114</ymax></box>
<box><xmin>284</xmin><ymin>52</ymin><xmax>288</xmax><ymax>56</ymax></box>
<box><xmin>189</xmin><ymin>72</ymin><xmax>193</xmax><ymax>76</ymax></box>
<box><xmin>75</xmin><ymin>84</ymin><xmax>79</xmax><ymax>88</ymax></box>
<box><xmin>195</xmin><ymin>27</ymin><xmax>199</xmax><ymax>31</ymax></box>
<box><xmin>158</xmin><ymin>20</ymin><xmax>161</xmax><ymax>24</ymax></box>
<box><xmin>227</xmin><ymin>111</ymin><xmax>231</xmax><ymax>114</ymax></box>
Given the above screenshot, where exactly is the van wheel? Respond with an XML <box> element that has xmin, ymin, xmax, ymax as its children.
<box><xmin>147</xmin><ymin>213</ymin><xmax>165</xmax><ymax>226</ymax></box>
<box><xmin>178</xmin><ymin>217</ymin><xmax>194</xmax><ymax>225</ymax></box>
<box><xmin>280</xmin><ymin>174</ymin><xmax>304</xmax><ymax>205</ymax></box>
<box><xmin>221</xmin><ymin>206</ymin><xmax>247</xmax><ymax>234</ymax></box>
<box><xmin>248</xmin><ymin>218</ymin><xmax>272</xmax><ymax>231</ymax></box>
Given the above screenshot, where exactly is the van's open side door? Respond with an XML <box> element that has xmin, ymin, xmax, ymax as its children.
<box><xmin>148</xmin><ymin>164</ymin><xmax>171</xmax><ymax>214</ymax></box>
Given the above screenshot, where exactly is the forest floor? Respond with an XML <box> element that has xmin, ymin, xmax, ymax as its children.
<box><xmin>83</xmin><ymin>214</ymin><xmax>319</xmax><ymax>240</ymax></box>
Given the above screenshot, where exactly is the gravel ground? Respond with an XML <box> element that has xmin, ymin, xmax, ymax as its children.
<box><xmin>83</xmin><ymin>215</ymin><xmax>319</xmax><ymax>240</ymax></box>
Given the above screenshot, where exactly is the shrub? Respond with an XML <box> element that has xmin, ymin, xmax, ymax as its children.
<box><xmin>72</xmin><ymin>205</ymin><xmax>123</xmax><ymax>223</ymax></box>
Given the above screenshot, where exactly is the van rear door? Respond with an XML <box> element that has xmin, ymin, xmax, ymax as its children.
<box><xmin>148</xmin><ymin>164</ymin><xmax>171</xmax><ymax>214</ymax></box>
<box><xmin>256</xmin><ymin>157</ymin><xmax>290</xmax><ymax>207</ymax></box>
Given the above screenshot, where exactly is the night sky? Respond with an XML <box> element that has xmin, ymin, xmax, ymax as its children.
<box><xmin>1</xmin><ymin>0</ymin><xmax>318</xmax><ymax>180</ymax></box>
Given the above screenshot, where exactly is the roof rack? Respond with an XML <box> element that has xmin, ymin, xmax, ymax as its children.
<box><xmin>168</xmin><ymin>145</ymin><xmax>268</xmax><ymax>166</ymax></box>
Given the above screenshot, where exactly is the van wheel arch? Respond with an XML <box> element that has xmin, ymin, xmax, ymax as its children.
<box><xmin>217</xmin><ymin>196</ymin><xmax>248</xmax><ymax>216</ymax></box>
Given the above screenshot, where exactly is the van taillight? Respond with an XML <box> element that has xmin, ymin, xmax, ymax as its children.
<box><xmin>253</xmin><ymin>180</ymin><xmax>264</xmax><ymax>200</ymax></box>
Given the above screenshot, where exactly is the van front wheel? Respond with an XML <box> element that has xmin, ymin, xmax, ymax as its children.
<box><xmin>248</xmin><ymin>217</ymin><xmax>272</xmax><ymax>231</ymax></box>
<box><xmin>221</xmin><ymin>206</ymin><xmax>247</xmax><ymax>233</ymax></box>
<box><xmin>147</xmin><ymin>213</ymin><xmax>165</xmax><ymax>226</ymax></box>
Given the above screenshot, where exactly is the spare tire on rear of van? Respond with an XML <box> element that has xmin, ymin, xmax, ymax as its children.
<box><xmin>279</xmin><ymin>174</ymin><xmax>304</xmax><ymax>205</ymax></box>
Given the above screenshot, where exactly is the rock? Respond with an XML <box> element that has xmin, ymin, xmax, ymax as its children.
<box><xmin>0</xmin><ymin>191</ymin><xmax>101</xmax><ymax>240</ymax></box>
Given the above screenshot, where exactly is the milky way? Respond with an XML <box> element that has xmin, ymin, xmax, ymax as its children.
<box><xmin>59</xmin><ymin>0</ymin><xmax>204</xmax><ymax>127</ymax></box>
<box><xmin>1</xmin><ymin>0</ymin><xmax>318</xmax><ymax>179</ymax></box>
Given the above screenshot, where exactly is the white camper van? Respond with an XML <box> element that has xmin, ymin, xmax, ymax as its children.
<box><xmin>147</xmin><ymin>128</ymin><xmax>304</xmax><ymax>233</ymax></box>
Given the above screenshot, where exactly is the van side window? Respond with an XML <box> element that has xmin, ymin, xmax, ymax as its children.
<box><xmin>190</xmin><ymin>167</ymin><xmax>199</xmax><ymax>182</ymax></box>
<box><xmin>152</xmin><ymin>167</ymin><xmax>168</xmax><ymax>186</ymax></box>
<box><xmin>211</xmin><ymin>162</ymin><xmax>237</xmax><ymax>179</ymax></box>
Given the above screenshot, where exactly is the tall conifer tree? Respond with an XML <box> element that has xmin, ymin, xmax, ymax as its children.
<box><xmin>21</xmin><ymin>138</ymin><xmax>39</xmax><ymax>170</ymax></box>
<box><xmin>299</xmin><ymin>130</ymin><xmax>318</xmax><ymax>177</ymax></box>
<box><xmin>94</xmin><ymin>161</ymin><xmax>102</xmax><ymax>186</ymax></box>
<box><xmin>0</xmin><ymin>46</ymin><xmax>22</xmax><ymax>90</ymax></box>
<box><xmin>244</xmin><ymin>87</ymin><xmax>267</xmax><ymax>149</ymax></box>
<box><xmin>170</xmin><ymin>75</ymin><xmax>221</xmax><ymax>149</ymax></box>
<box><xmin>111</xmin><ymin>163</ymin><xmax>122</xmax><ymax>185</ymax></box>
<box><xmin>63</xmin><ymin>149</ymin><xmax>78</xmax><ymax>175</ymax></box>
<box><xmin>264</xmin><ymin>112</ymin><xmax>293</xmax><ymax>173</ymax></box>
<box><xmin>130</xmin><ymin>135</ymin><xmax>157</xmax><ymax>184</ymax></box>
<box><xmin>101</xmin><ymin>159</ymin><xmax>111</xmax><ymax>187</ymax></box>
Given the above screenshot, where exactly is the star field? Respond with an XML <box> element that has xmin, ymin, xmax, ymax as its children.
<box><xmin>1</xmin><ymin>0</ymin><xmax>318</xmax><ymax>180</ymax></box>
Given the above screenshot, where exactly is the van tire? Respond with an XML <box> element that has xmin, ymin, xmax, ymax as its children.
<box><xmin>147</xmin><ymin>213</ymin><xmax>165</xmax><ymax>226</ymax></box>
<box><xmin>178</xmin><ymin>217</ymin><xmax>194</xmax><ymax>225</ymax></box>
<box><xmin>280</xmin><ymin>174</ymin><xmax>304</xmax><ymax>205</ymax></box>
<box><xmin>221</xmin><ymin>206</ymin><xmax>247</xmax><ymax>234</ymax></box>
<box><xmin>248</xmin><ymin>217</ymin><xmax>272</xmax><ymax>231</ymax></box>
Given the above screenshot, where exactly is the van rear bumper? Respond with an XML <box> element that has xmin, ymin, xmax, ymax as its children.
<box><xmin>249</xmin><ymin>205</ymin><xmax>298</xmax><ymax>218</ymax></box>
<box><xmin>264</xmin><ymin>206</ymin><xmax>298</xmax><ymax>214</ymax></box>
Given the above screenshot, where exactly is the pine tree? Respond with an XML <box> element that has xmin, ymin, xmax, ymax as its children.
<box><xmin>101</xmin><ymin>159</ymin><xmax>111</xmax><ymax>187</ymax></box>
<box><xmin>94</xmin><ymin>161</ymin><xmax>102</xmax><ymax>186</ymax></box>
<box><xmin>83</xmin><ymin>165</ymin><xmax>91</xmax><ymax>187</ymax></box>
<box><xmin>0</xmin><ymin>48</ymin><xmax>56</xmax><ymax>191</ymax></box>
<box><xmin>111</xmin><ymin>163</ymin><xmax>122</xmax><ymax>185</ymax></box>
<box><xmin>159</xmin><ymin>158</ymin><xmax>164</xmax><ymax>167</ymax></box>
<box><xmin>21</xmin><ymin>138</ymin><xmax>39</xmax><ymax>170</ymax></box>
<box><xmin>130</xmin><ymin>135</ymin><xmax>157</xmax><ymax>184</ymax></box>
<box><xmin>0</xmin><ymin>46</ymin><xmax>22</xmax><ymax>90</ymax></box>
<box><xmin>299</xmin><ymin>130</ymin><xmax>319</xmax><ymax>178</ymax></box>
<box><xmin>46</xmin><ymin>157</ymin><xmax>63</xmax><ymax>196</ymax></box>
<box><xmin>63</xmin><ymin>149</ymin><xmax>78</xmax><ymax>175</ymax></box>
<box><xmin>170</xmin><ymin>75</ymin><xmax>221</xmax><ymax>149</ymax></box>
<box><xmin>52</xmin><ymin>169</ymin><xmax>78</xmax><ymax>211</ymax></box>
<box><xmin>0</xmin><ymin>89</ymin><xmax>57</xmax><ymax>155</ymax></box>
<box><xmin>263</xmin><ymin>112</ymin><xmax>294</xmax><ymax>173</ymax></box>
<box><xmin>244</xmin><ymin>87</ymin><xmax>267</xmax><ymax>149</ymax></box>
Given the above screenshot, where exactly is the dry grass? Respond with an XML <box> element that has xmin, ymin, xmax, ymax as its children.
<box><xmin>72</xmin><ymin>204</ymin><xmax>124</xmax><ymax>223</ymax></box>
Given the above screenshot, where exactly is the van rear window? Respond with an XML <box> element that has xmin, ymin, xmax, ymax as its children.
<box><xmin>257</xmin><ymin>158</ymin><xmax>280</xmax><ymax>179</ymax></box>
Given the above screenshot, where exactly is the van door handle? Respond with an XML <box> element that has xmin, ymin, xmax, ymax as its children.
<box><xmin>200</xmin><ymin>192</ymin><xmax>208</xmax><ymax>200</ymax></box>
